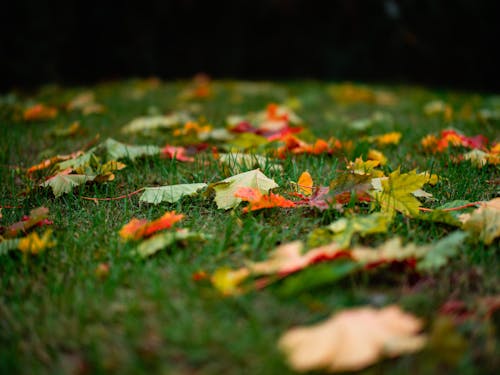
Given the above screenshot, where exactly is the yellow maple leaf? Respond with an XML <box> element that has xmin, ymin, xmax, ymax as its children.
<box><xmin>370</xmin><ymin>169</ymin><xmax>427</xmax><ymax>217</ymax></box>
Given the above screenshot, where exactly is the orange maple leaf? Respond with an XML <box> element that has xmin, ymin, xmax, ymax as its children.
<box><xmin>234</xmin><ymin>187</ymin><xmax>296</xmax><ymax>213</ymax></box>
<box><xmin>119</xmin><ymin>211</ymin><xmax>184</xmax><ymax>240</ymax></box>
<box><xmin>23</xmin><ymin>104</ymin><xmax>58</xmax><ymax>121</ymax></box>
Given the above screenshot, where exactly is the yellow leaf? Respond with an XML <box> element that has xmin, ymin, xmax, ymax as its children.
<box><xmin>297</xmin><ymin>171</ymin><xmax>313</xmax><ymax>195</ymax></box>
<box><xmin>18</xmin><ymin>230</ymin><xmax>56</xmax><ymax>255</ymax></box>
<box><xmin>211</xmin><ymin>267</ymin><xmax>250</xmax><ymax>295</ymax></box>
<box><xmin>370</xmin><ymin>169</ymin><xmax>428</xmax><ymax>217</ymax></box>
<box><xmin>279</xmin><ymin>305</ymin><xmax>426</xmax><ymax>372</ymax></box>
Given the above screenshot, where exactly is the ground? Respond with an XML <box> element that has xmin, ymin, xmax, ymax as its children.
<box><xmin>0</xmin><ymin>79</ymin><xmax>499</xmax><ymax>374</ymax></box>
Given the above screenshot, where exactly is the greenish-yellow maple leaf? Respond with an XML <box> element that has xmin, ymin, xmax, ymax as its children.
<box><xmin>370</xmin><ymin>169</ymin><xmax>428</xmax><ymax>217</ymax></box>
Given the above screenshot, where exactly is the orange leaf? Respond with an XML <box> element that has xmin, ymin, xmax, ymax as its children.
<box><xmin>297</xmin><ymin>171</ymin><xmax>313</xmax><ymax>196</ymax></box>
<box><xmin>234</xmin><ymin>187</ymin><xmax>296</xmax><ymax>213</ymax></box>
<box><xmin>23</xmin><ymin>104</ymin><xmax>58</xmax><ymax>121</ymax></box>
<box><xmin>119</xmin><ymin>211</ymin><xmax>184</xmax><ymax>240</ymax></box>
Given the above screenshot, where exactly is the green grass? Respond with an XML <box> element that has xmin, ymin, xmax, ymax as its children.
<box><xmin>1</xmin><ymin>80</ymin><xmax>499</xmax><ymax>374</ymax></box>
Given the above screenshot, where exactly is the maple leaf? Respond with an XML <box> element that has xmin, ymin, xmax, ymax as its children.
<box><xmin>139</xmin><ymin>183</ymin><xmax>208</xmax><ymax>204</ymax></box>
<box><xmin>23</xmin><ymin>104</ymin><xmax>58</xmax><ymax>121</ymax></box>
<box><xmin>119</xmin><ymin>211</ymin><xmax>184</xmax><ymax>241</ymax></box>
<box><xmin>234</xmin><ymin>187</ymin><xmax>296</xmax><ymax>213</ymax></box>
<box><xmin>17</xmin><ymin>230</ymin><xmax>56</xmax><ymax>255</ymax></box>
<box><xmin>417</xmin><ymin>231</ymin><xmax>468</xmax><ymax>271</ymax></box>
<box><xmin>41</xmin><ymin>170</ymin><xmax>95</xmax><ymax>197</ymax></box>
<box><xmin>278</xmin><ymin>305</ymin><xmax>426</xmax><ymax>372</ymax></box>
<box><xmin>160</xmin><ymin>145</ymin><xmax>194</xmax><ymax>162</ymax></box>
<box><xmin>316</xmin><ymin>213</ymin><xmax>391</xmax><ymax>249</ymax></box>
<box><xmin>4</xmin><ymin>207</ymin><xmax>50</xmax><ymax>238</ymax></box>
<box><xmin>460</xmin><ymin>199</ymin><xmax>500</xmax><ymax>245</ymax></box>
<box><xmin>211</xmin><ymin>169</ymin><xmax>278</xmax><ymax>210</ymax></box>
<box><xmin>370</xmin><ymin>169</ymin><xmax>428</xmax><ymax>217</ymax></box>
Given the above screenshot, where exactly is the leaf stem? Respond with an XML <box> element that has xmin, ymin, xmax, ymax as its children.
<box><xmin>81</xmin><ymin>188</ymin><xmax>145</xmax><ymax>202</ymax></box>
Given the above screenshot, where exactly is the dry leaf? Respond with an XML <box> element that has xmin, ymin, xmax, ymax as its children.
<box><xmin>279</xmin><ymin>305</ymin><xmax>426</xmax><ymax>372</ymax></box>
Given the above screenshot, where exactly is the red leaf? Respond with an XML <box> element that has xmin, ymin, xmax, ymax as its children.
<box><xmin>160</xmin><ymin>145</ymin><xmax>194</xmax><ymax>162</ymax></box>
<box><xmin>119</xmin><ymin>211</ymin><xmax>184</xmax><ymax>240</ymax></box>
<box><xmin>234</xmin><ymin>187</ymin><xmax>296</xmax><ymax>213</ymax></box>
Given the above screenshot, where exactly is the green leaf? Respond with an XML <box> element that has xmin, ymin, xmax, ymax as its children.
<box><xmin>326</xmin><ymin>213</ymin><xmax>392</xmax><ymax>248</ymax></box>
<box><xmin>41</xmin><ymin>173</ymin><xmax>95</xmax><ymax>197</ymax></box>
<box><xmin>219</xmin><ymin>153</ymin><xmax>282</xmax><ymax>173</ymax></box>
<box><xmin>370</xmin><ymin>169</ymin><xmax>428</xmax><ymax>217</ymax></box>
<box><xmin>278</xmin><ymin>260</ymin><xmax>361</xmax><ymax>296</ymax></box>
<box><xmin>225</xmin><ymin>133</ymin><xmax>269</xmax><ymax>151</ymax></box>
<box><xmin>56</xmin><ymin>152</ymin><xmax>97</xmax><ymax>171</ymax></box>
<box><xmin>102</xmin><ymin>138</ymin><xmax>161</xmax><ymax>161</ymax></box>
<box><xmin>0</xmin><ymin>238</ymin><xmax>20</xmax><ymax>256</ymax></box>
<box><xmin>121</xmin><ymin>114</ymin><xmax>187</xmax><ymax>134</ymax></box>
<box><xmin>211</xmin><ymin>169</ymin><xmax>279</xmax><ymax>210</ymax></box>
<box><xmin>133</xmin><ymin>230</ymin><xmax>206</xmax><ymax>258</ymax></box>
<box><xmin>417</xmin><ymin>231</ymin><xmax>468</xmax><ymax>271</ymax></box>
<box><xmin>139</xmin><ymin>183</ymin><xmax>208</xmax><ymax>204</ymax></box>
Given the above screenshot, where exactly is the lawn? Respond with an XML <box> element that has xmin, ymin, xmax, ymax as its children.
<box><xmin>0</xmin><ymin>78</ymin><xmax>499</xmax><ymax>374</ymax></box>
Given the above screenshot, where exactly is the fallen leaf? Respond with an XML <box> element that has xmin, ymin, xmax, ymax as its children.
<box><xmin>278</xmin><ymin>305</ymin><xmax>426</xmax><ymax>372</ymax></box>
<box><xmin>321</xmin><ymin>213</ymin><xmax>391</xmax><ymax>249</ymax></box>
<box><xmin>297</xmin><ymin>171</ymin><xmax>313</xmax><ymax>195</ymax></box>
<box><xmin>119</xmin><ymin>211</ymin><xmax>184</xmax><ymax>241</ymax></box>
<box><xmin>211</xmin><ymin>267</ymin><xmax>251</xmax><ymax>295</ymax></box>
<box><xmin>211</xmin><ymin>169</ymin><xmax>278</xmax><ymax>210</ymax></box>
<box><xmin>234</xmin><ymin>187</ymin><xmax>296</xmax><ymax>213</ymax></box>
<box><xmin>139</xmin><ymin>183</ymin><xmax>207</xmax><ymax>204</ymax></box>
<box><xmin>219</xmin><ymin>153</ymin><xmax>282</xmax><ymax>173</ymax></box>
<box><xmin>23</xmin><ymin>104</ymin><xmax>58</xmax><ymax>121</ymax></box>
<box><xmin>417</xmin><ymin>231</ymin><xmax>468</xmax><ymax>271</ymax></box>
<box><xmin>4</xmin><ymin>207</ymin><xmax>50</xmax><ymax>238</ymax></box>
<box><xmin>133</xmin><ymin>229</ymin><xmax>206</xmax><ymax>258</ymax></box>
<box><xmin>17</xmin><ymin>230</ymin><xmax>56</xmax><ymax>255</ymax></box>
<box><xmin>103</xmin><ymin>138</ymin><xmax>161</xmax><ymax>161</ymax></box>
<box><xmin>460</xmin><ymin>200</ymin><xmax>500</xmax><ymax>245</ymax></box>
<box><xmin>121</xmin><ymin>114</ymin><xmax>188</xmax><ymax>134</ymax></box>
<box><xmin>41</xmin><ymin>170</ymin><xmax>95</xmax><ymax>197</ymax></box>
<box><xmin>160</xmin><ymin>145</ymin><xmax>194</xmax><ymax>162</ymax></box>
<box><xmin>370</xmin><ymin>169</ymin><xmax>428</xmax><ymax>217</ymax></box>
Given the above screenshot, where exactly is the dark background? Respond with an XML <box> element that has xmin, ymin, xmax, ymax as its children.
<box><xmin>1</xmin><ymin>0</ymin><xmax>499</xmax><ymax>92</ymax></box>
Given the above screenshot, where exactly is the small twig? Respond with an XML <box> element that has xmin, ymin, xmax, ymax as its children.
<box><xmin>81</xmin><ymin>188</ymin><xmax>145</xmax><ymax>202</ymax></box>
<box><xmin>419</xmin><ymin>202</ymin><xmax>482</xmax><ymax>213</ymax></box>
<box><xmin>0</xmin><ymin>205</ymin><xmax>23</xmax><ymax>209</ymax></box>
